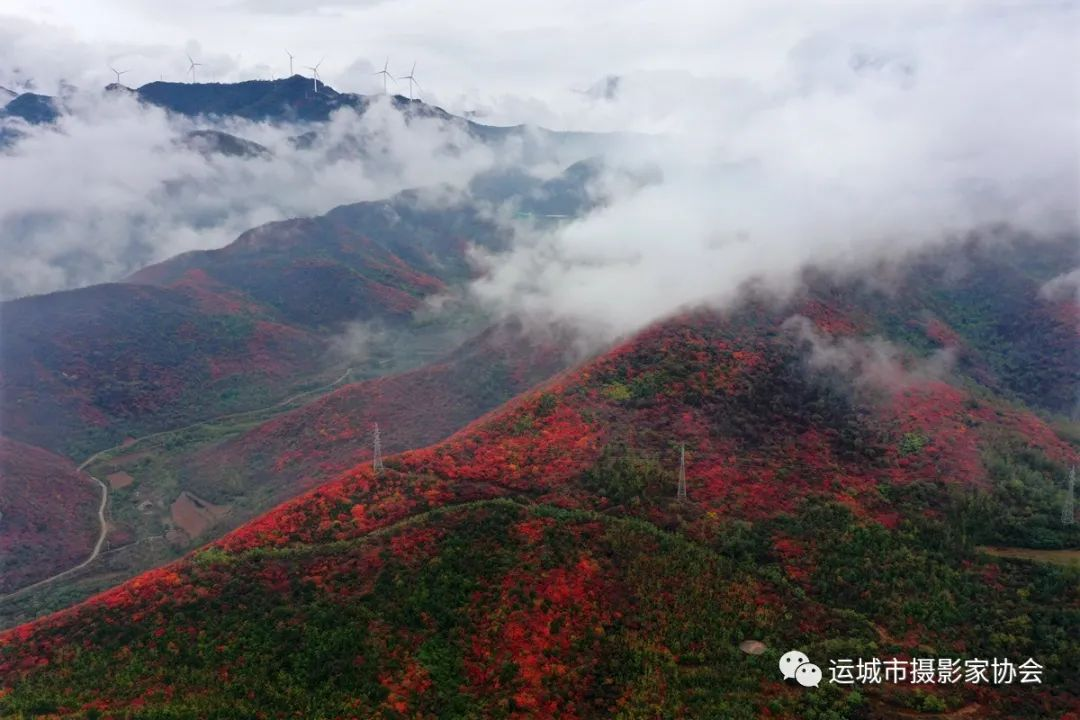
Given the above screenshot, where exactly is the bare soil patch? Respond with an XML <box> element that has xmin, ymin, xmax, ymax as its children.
<box><xmin>977</xmin><ymin>546</ymin><xmax>1080</xmax><ymax>568</ymax></box>
<box><xmin>105</xmin><ymin>471</ymin><xmax>134</xmax><ymax>490</ymax></box>
<box><xmin>170</xmin><ymin>491</ymin><xmax>230</xmax><ymax>539</ymax></box>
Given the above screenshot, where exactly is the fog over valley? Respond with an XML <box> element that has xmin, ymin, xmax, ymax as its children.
<box><xmin>2</xmin><ymin>0</ymin><xmax>1074</xmax><ymax>331</ymax></box>
<box><xmin>0</xmin><ymin>3</ymin><xmax>1077</xmax><ymax>718</ymax></box>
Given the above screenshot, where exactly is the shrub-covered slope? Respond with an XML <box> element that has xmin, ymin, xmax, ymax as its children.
<box><xmin>0</xmin><ymin>281</ymin><xmax>324</xmax><ymax>458</ymax></box>
<box><xmin>1</xmin><ymin>240</ymin><xmax>1077</xmax><ymax>718</ymax></box>
<box><xmin>1</xmin><ymin>156</ymin><xmax>603</xmax><ymax>459</ymax></box>
<box><xmin>0</xmin><ymin>438</ymin><xmax>100</xmax><ymax>593</ymax></box>
<box><xmin>184</xmin><ymin>321</ymin><xmax>573</xmax><ymax>505</ymax></box>
<box><xmin>0</xmin><ymin>199</ymin><xmax>482</xmax><ymax>458</ymax></box>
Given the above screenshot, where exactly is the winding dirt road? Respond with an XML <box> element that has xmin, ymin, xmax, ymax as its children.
<box><xmin>1</xmin><ymin>474</ymin><xmax>110</xmax><ymax>601</ymax></box>
<box><xmin>0</xmin><ymin>367</ymin><xmax>353</xmax><ymax>603</ymax></box>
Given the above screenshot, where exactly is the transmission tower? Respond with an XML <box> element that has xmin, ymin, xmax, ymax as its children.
<box><xmin>372</xmin><ymin>423</ymin><xmax>385</xmax><ymax>475</ymax></box>
<box><xmin>677</xmin><ymin>443</ymin><xmax>687</xmax><ymax>501</ymax></box>
<box><xmin>1063</xmin><ymin>465</ymin><xmax>1076</xmax><ymax>526</ymax></box>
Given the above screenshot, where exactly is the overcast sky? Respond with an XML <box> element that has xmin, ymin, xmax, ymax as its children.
<box><xmin>3</xmin><ymin>0</ymin><xmax>1073</xmax><ymax>130</ymax></box>
<box><xmin>1</xmin><ymin>0</ymin><xmax>1076</xmax><ymax>330</ymax></box>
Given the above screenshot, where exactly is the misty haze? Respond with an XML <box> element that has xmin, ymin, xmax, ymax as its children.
<box><xmin>0</xmin><ymin>1</ymin><xmax>1077</xmax><ymax>718</ymax></box>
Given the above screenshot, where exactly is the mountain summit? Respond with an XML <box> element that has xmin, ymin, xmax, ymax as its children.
<box><xmin>132</xmin><ymin>75</ymin><xmax>419</xmax><ymax>124</ymax></box>
<box><xmin>2</xmin><ymin>238</ymin><xmax>1076</xmax><ymax>719</ymax></box>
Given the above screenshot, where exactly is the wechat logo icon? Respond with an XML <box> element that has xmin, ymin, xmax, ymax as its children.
<box><xmin>780</xmin><ymin>649</ymin><xmax>822</xmax><ymax>688</ymax></box>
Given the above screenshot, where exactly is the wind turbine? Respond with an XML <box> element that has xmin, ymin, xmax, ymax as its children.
<box><xmin>285</xmin><ymin>48</ymin><xmax>294</xmax><ymax>76</ymax></box>
<box><xmin>305</xmin><ymin>59</ymin><xmax>323</xmax><ymax>92</ymax></box>
<box><xmin>373</xmin><ymin>57</ymin><xmax>395</xmax><ymax>94</ymax></box>
<box><xmin>109</xmin><ymin>66</ymin><xmax>129</xmax><ymax>85</ymax></box>
<box><xmin>398</xmin><ymin>61</ymin><xmax>420</xmax><ymax>100</ymax></box>
<box><xmin>187</xmin><ymin>54</ymin><xmax>203</xmax><ymax>83</ymax></box>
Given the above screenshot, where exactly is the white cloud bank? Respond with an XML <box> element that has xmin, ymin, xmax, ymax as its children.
<box><xmin>0</xmin><ymin>91</ymin><xmax>504</xmax><ymax>298</ymax></box>
<box><xmin>0</xmin><ymin>1</ymin><xmax>1076</xmax><ymax>334</ymax></box>
<box><xmin>783</xmin><ymin>315</ymin><xmax>957</xmax><ymax>391</ymax></box>
<box><xmin>468</xmin><ymin>2</ymin><xmax>1079</xmax><ymax>342</ymax></box>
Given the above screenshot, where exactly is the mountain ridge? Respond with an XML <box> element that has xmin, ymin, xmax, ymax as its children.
<box><xmin>2</xmin><ymin>237</ymin><xmax>1076</xmax><ymax>718</ymax></box>
<box><xmin>0</xmin><ymin>438</ymin><xmax>101</xmax><ymax>593</ymax></box>
<box><xmin>2</xmin><ymin>76</ymin><xmax>633</xmax><ymax>150</ymax></box>
<box><xmin>0</xmin><ymin>157</ymin><xmax>604</xmax><ymax>459</ymax></box>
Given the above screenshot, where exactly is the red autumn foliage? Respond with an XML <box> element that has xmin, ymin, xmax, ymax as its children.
<box><xmin>0</xmin><ymin>437</ymin><xmax>100</xmax><ymax>593</ymax></box>
<box><xmin>188</xmin><ymin>321</ymin><xmax>569</xmax><ymax>504</ymax></box>
<box><xmin>2</xmin><ymin>238</ymin><xmax>1078</xmax><ymax>720</ymax></box>
<box><xmin>513</xmin><ymin>517</ymin><xmax>555</xmax><ymax>544</ymax></box>
<box><xmin>772</xmin><ymin>535</ymin><xmax>813</xmax><ymax>587</ymax></box>
<box><xmin>886</xmin><ymin>381</ymin><xmax>1079</xmax><ymax>486</ymax></box>
<box><xmin>199</xmin><ymin>304</ymin><xmax>1077</xmax><ymax>559</ymax></box>
<box><xmin>924</xmin><ymin>317</ymin><xmax>964</xmax><ymax>349</ymax></box>
<box><xmin>379</xmin><ymin>658</ymin><xmax>434</xmax><ymax>715</ymax></box>
<box><xmin>388</xmin><ymin>526</ymin><xmax>445</xmax><ymax>566</ymax></box>
<box><xmin>796</xmin><ymin>296</ymin><xmax>862</xmax><ymax>336</ymax></box>
<box><xmin>168</xmin><ymin>268</ymin><xmax>263</xmax><ymax>316</ymax></box>
<box><xmin>1</xmin><ymin>281</ymin><xmax>323</xmax><ymax>455</ymax></box>
<box><xmin>885</xmin><ymin>382</ymin><xmax>987</xmax><ymax>486</ymax></box>
<box><xmin>407</xmin><ymin>399</ymin><xmax>601</xmax><ymax>490</ymax></box>
<box><xmin>206</xmin><ymin>321</ymin><xmax>313</xmax><ymax>381</ymax></box>
<box><xmin>465</xmin><ymin>553</ymin><xmax>611</xmax><ymax>719</ymax></box>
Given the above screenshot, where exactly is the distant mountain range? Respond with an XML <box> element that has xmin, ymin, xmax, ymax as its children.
<box><xmin>132</xmin><ymin>75</ymin><xmax>462</xmax><ymax>126</ymax></box>
<box><xmin>180</xmin><ymin>128</ymin><xmax>273</xmax><ymax>158</ymax></box>
<box><xmin>0</xmin><ymin>152</ymin><xmax>607</xmax><ymax>610</ymax></box>
<box><xmin>0</xmin><ymin>76</ymin><xmax>630</xmax><ymax>155</ymax></box>
<box><xmin>0</xmin><ymin>156</ymin><xmax>604</xmax><ymax>459</ymax></box>
<box><xmin>0</xmin><ymin>92</ymin><xmax>61</xmax><ymax>125</ymax></box>
<box><xmin>2</xmin><ymin>69</ymin><xmax>1076</xmax><ymax>720</ymax></box>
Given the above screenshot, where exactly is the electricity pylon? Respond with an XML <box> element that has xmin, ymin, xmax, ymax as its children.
<box><xmin>677</xmin><ymin>443</ymin><xmax>687</xmax><ymax>501</ymax></box>
<box><xmin>372</xmin><ymin>423</ymin><xmax>385</xmax><ymax>475</ymax></box>
<box><xmin>1063</xmin><ymin>465</ymin><xmax>1076</xmax><ymax>526</ymax></box>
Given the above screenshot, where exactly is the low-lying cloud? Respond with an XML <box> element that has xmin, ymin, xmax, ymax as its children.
<box><xmin>783</xmin><ymin>315</ymin><xmax>956</xmax><ymax>391</ymax></box>
<box><xmin>0</xmin><ymin>91</ymin><xmax>508</xmax><ymax>299</ymax></box>
<box><xmin>1040</xmin><ymin>269</ymin><xmax>1080</xmax><ymax>305</ymax></box>
<box><xmin>1</xmin><ymin>1</ymin><xmax>1076</xmax><ymax>343</ymax></box>
<box><xmin>467</xmin><ymin>3</ymin><xmax>1078</xmax><ymax>344</ymax></box>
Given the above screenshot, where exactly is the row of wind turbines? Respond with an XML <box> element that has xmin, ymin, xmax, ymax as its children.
<box><xmin>110</xmin><ymin>53</ymin><xmax>423</xmax><ymax>100</ymax></box>
<box><xmin>286</xmin><ymin>53</ymin><xmax>421</xmax><ymax>98</ymax></box>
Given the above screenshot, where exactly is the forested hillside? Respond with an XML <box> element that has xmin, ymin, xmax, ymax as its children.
<box><xmin>2</xmin><ymin>238</ymin><xmax>1076</xmax><ymax>719</ymax></box>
